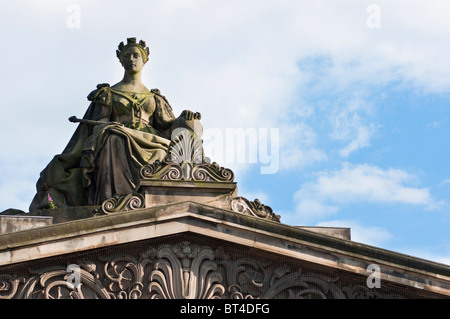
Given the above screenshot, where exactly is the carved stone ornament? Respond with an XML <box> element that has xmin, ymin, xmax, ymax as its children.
<box><xmin>140</xmin><ymin>160</ymin><xmax>234</xmax><ymax>183</ymax></box>
<box><xmin>168</xmin><ymin>128</ymin><xmax>206</xmax><ymax>165</ymax></box>
<box><xmin>231</xmin><ymin>197</ymin><xmax>280</xmax><ymax>222</ymax></box>
<box><xmin>93</xmin><ymin>193</ymin><xmax>145</xmax><ymax>216</ymax></box>
<box><xmin>139</xmin><ymin>127</ymin><xmax>235</xmax><ymax>183</ymax></box>
<box><xmin>0</xmin><ymin>241</ymin><xmax>403</xmax><ymax>299</ymax></box>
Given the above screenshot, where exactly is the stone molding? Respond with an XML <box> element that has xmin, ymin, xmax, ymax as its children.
<box><xmin>93</xmin><ymin>178</ymin><xmax>278</xmax><ymax>224</ymax></box>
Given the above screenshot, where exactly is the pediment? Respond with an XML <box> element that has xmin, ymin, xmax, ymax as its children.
<box><xmin>1</xmin><ymin>201</ymin><xmax>450</xmax><ymax>298</ymax></box>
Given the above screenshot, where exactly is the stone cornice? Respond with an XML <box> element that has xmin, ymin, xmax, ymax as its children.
<box><xmin>1</xmin><ymin>201</ymin><xmax>450</xmax><ymax>296</ymax></box>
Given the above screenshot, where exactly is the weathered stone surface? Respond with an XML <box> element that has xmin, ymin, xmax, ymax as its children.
<box><xmin>29</xmin><ymin>37</ymin><xmax>205</xmax><ymax>211</ymax></box>
<box><xmin>1</xmin><ymin>201</ymin><xmax>450</xmax><ymax>299</ymax></box>
<box><xmin>0</xmin><ymin>215</ymin><xmax>52</xmax><ymax>235</ymax></box>
<box><xmin>296</xmin><ymin>226</ymin><xmax>351</xmax><ymax>240</ymax></box>
<box><xmin>138</xmin><ymin>179</ymin><xmax>237</xmax><ymax>210</ymax></box>
<box><xmin>3</xmin><ymin>37</ymin><xmax>448</xmax><ymax>300</ymax></box>
<box><xmin>2</xmin><ymin>206</ymin><xmax>98</xmax><ymax>224</ymax></box>
<box><xmin>231</xmin><ymin>197</ymin><xmax>280</xmax><ymax>222</ymax></box>
<box><xmin>0</xmin><ymin>235</ymin><xmax>431</xmax><ymax>299</ymax></box>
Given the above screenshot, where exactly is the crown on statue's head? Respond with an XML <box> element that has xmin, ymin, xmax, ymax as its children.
<box><xmin>116</xmin><ymin>37</ymin><xmax>150</xmax><ymax>63</ymax></box>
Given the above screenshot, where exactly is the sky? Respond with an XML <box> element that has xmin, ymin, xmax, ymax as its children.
<box><xmin>1</xmin><ymin>0</ymin><xmax>450</xmax><ymax>264</ymax></box>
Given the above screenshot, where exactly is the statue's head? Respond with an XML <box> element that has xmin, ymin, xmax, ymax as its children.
<box><xmin>116</xmin><ymin>37</ymin><xmax>150</xmax><ymax>73</ymax></box>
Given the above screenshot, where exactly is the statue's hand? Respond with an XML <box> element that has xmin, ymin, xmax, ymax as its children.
<box><xmin>181</xmin><ymin>110</ymin><xmax>201</xmax><ymax>120</ymax></box>
<box><xmin>68</xmin><ymin>116</ymin><xmax>78</xmax><ymax>123</ymax></box>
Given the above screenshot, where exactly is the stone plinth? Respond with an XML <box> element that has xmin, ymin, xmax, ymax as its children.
<box><xmin>137</xmin><ymin>179</ymin><xmax>237</xmax><ymax>210</ymax></box>
<box><xmin>0</xmin><ymin>215</ymin><xmax>53</xmax><ymax>235</ymax></box>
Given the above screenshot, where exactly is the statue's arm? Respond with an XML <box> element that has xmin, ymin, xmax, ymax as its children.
<box><xmin>152</xmin><ymin>89</ymin><xmax>176</xmax><ymax>129</ymax></box>
<box><xmin>86</xmin><ymin>83</ymin><xmax>112</xmax><ymax>122</ymax></box>
<box><xmin>151</xmin><ymin>89</ymin><xmax>202</xmax><ymax>140</ymax></box>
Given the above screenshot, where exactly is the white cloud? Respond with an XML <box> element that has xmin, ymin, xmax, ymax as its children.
<box><xmin>293</xmin><ymin>163</ymin><xmax>440</xmax><ymax>223</ymax></box>
<box><xmin>328</xmin><ymin>92</ymin><xmax>377</xmax><ymax>157</ymax></box>
<box><xmin>1</xmin><ymin>1</ymin><xmax>450</xmax><ymax>211</ymax></box>
<box><xmin>278</xmin><ymin>123</ymin><xmax>327</xmax><ymax>171</ymax></box>
<box><xmin>314</xmin><ymin>221</ymin><xmax>450</xmax><ymax>265</ymax></box>
<box><xmin>294</xmin><ymin>199</ymin><xmax>339</xmax><ymax>222</ymax></box>
<box><xmin>0</xmin><ymin>179</ymin><xmax>37</xmax><ymax>212</ymax></box>
<box><xmin>315</xmin><ymin>164</ymin><xmax>432</xmax><ymax>204</ymax></box>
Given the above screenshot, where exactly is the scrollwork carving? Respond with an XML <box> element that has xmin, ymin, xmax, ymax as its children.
<box><xmin>0</xmin><ymin>241</ymin><xmax>404</xmax><ymax>299</ymax></box>
<box><xmin>0</xmin><ymin>275</ymin><xmax>24</xmax><ymax>299</ymax></box>
<box><xmin>230</xmin><ymin>197</ymin><xmax>280</xmax><ymax>222</ymax></box>
<box><xmin>342</xmin><ymin>285</ymin><xmax>402</xmax><ymax>299</ymax></box>
<box><xmin>93</xmin><ymin>193</ymin><xmax>145</xmax><ymax>216</ymax></box>
<box><xmin>102</xmin><ymin>255</ymin><xmax>145</xmax><ymax>299</ymax></box>
<box><xmin>138</xmin><ymin>126</ymin><xmax>234</xmax><ymax>182</ymax></box>
<box><xmin>149</xmin><ymin>242</ymin><xmax>225</xmax><ymax>299</ymax></box>
<box><xmin>192</xmin><ymin>162</ymin><xmax>234</xmax><ymax>182</ymax></box>
<box><xmin>140</xmin><ymin>160</ymin><xmax>234</xmax><ymax>182</ymax></box>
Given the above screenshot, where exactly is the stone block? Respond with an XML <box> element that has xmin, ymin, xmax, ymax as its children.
<box><xmin>137</xmin><ymin>179</ymin><xmax>238</xmax><ymax>210</ymax></box>
<box><xmin>0</xmin><ymin>215</ymin><xmax>53</xmax><ymax>234</ymax></box>
<box><xmin>296</xmin><ymin>226</ymin><xmax>351</xmax><ymax>240</ymax></box>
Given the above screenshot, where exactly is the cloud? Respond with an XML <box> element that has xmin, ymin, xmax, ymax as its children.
<box><xmin>327</xmin><ymin>91</ymin><xmax>377</xmax><ymax>157</ymax></box>
<box><xmin>278</xmin><ymin>122</ymin><xmax>327</xmax><ymax>171</ymax></box>
<box><xmin>293</xmin><ymin>163</ymin><xmax>440</xmax><ymax>223</ymax></box>
<box><xmin>314</xmin><ymin>221</ymin><xmax>450</xmax><ymax>265</ymax></box>
<box><xmin>0</xmin><ymin>179</ymin><xmax>37</xmax><ymax>212</ymax></box>
<box><xmin>2</xmin><ymin>1</ymin><xmax>450</xmax><ymax>212</ymax></box>
<box><xmin>441</xmin><ymin>179</ymin><xmax>450</xmax><ymax>186</ymax></box>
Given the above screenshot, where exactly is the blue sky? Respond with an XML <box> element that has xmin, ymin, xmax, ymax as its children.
<box><xmin>1</xmin><ymin>0</ymin><xmax>450</xmax><ymax>264</ymax></box>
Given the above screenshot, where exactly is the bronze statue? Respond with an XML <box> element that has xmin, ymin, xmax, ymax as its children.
<box><xmin>29</xmin><ymin>38</ymin><xmax>202</xmax><ymax>211</ymax></box>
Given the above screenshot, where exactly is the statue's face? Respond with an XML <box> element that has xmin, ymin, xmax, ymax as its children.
<box><xmin>122</xmin><ymin>46</ymin><xmax>145</xmax><ymax>73</ymax></box>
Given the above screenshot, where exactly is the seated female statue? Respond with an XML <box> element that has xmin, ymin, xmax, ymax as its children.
<box><xmin>29</xmin><ymin>38</ymin><xmax>201</xmax><ymax>211</ymax></box>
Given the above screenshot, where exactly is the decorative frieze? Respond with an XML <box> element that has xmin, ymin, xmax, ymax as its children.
<box><xmin>140</xmin><ymin>160</ymin><xmax>234</xmax><ymax>183</ymax></box>
<box><xmin>0</xmin><ymin>241</ymin><xmax>403</xmax><ymax>299</ymax></box>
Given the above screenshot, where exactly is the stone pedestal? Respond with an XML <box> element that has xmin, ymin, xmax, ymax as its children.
<box><xmin>137</xmin><ymin>180</ymin><xmax>237</xmax><ymax>210</ymax></box>
<box><xmin>0</xmin><ymin>215</ymin><xmax>53</xmax><ymax>235</ymax></box>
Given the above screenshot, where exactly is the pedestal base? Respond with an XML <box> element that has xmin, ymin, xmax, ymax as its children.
<box><xmin>137</xmin><ymin>179</ymin><xmax>238</xmax><ymax>210</ymax></box>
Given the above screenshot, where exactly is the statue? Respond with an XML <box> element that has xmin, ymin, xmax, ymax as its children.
<box><xmin>29</xmin><ymin>38</ymin><xmax>202</xmax><ymax>211</ymax></box>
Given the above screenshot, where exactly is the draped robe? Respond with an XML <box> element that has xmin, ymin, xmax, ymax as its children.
<box><xmin>29</xmin><ymin>84</ymin><xmax>177</xmax><ymax>211</ymax></box>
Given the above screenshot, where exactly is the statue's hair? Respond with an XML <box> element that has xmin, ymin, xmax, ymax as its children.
<box><xmin>116</xmin><ymin>37</ymin><xmax>150</xmax><ymax>64</ymax></box>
